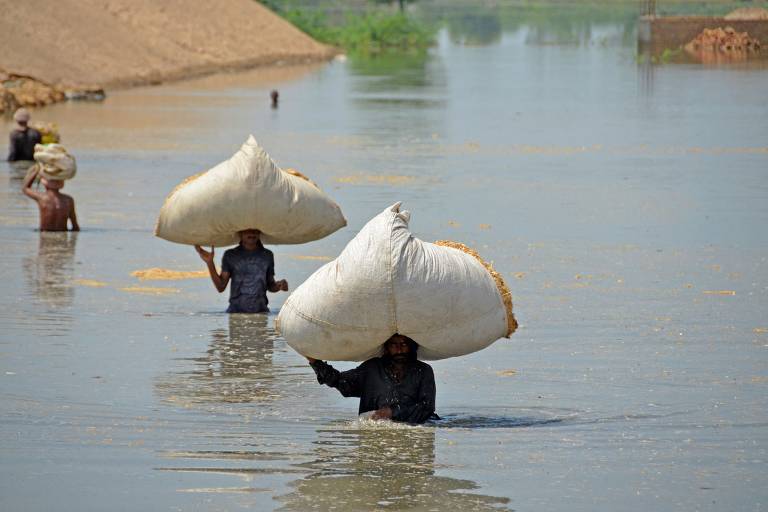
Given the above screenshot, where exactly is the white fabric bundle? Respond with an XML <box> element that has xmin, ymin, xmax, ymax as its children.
<box><xmin>34</xmin><ymin>143</ymin><xmax>77</xmax><ymax>181</ymax></box>
<box><xmin>277</xmin><ymin>202</ymin><xmax>518</xmax><ymax>361</ymax></box>
<box><xmin>154</xmin><ymin>135</ymin><xmax>347</xmax><ymax>247</ymax></box>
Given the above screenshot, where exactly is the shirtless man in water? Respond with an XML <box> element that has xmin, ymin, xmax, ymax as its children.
<box><xmin>22</xmin><ymin>165</ymin><xmax>79</xmax><ymax>231</ymax></box>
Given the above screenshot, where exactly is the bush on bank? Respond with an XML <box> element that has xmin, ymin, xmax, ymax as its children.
<box><xmin>264</xmin><ymin>2</ymin><xmax>436</xmax><ymax>54</ymax></box>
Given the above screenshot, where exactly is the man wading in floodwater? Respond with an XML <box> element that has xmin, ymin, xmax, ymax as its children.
<box><xmin>195</xmin><ymin>229</ymin><xmax>288</xmax><ymax>313</ymax></box>
<box><xmin>307</xmin><ymin>334</ymin><xmax>438</xmax><ymax>424</ymax></box>
<box><xmin>7</xmin><ymin>108</ymin><xmax>41</xmax><ymax>170</ymax></box>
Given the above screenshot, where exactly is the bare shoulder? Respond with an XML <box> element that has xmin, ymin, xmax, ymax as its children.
<box><xmin>60</xmin><ymin>193</ymin><xmax>76</xmax><ymax>206</ymax></box>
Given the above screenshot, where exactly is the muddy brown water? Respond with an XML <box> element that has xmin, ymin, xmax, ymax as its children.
<box><xmin>1</xmin><ymin>14</ymin><xmax>767</xmax><ymax>512</ymax></box>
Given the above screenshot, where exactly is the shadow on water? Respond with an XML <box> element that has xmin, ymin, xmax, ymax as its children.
<box><xmin>426</xmin><ymin>406</ymin><xmax>577</xmax><ymax>429</ymax></box>
<box><xmin>154</xmin><ymin>313</ymin><xmax>281</xmax><ymax>407</ymax></box>
<box><xmin>427</xmin><ymin>408</ymin><xmax>689</xmax><ymax>429</ymax></box>
<box><xmin>434</xmin><ymin>414</ymin><xmax>566</xmax><ymax>429</ymax></box>
<box><xmin>277</xmin><ymin>425</ymin><xmax>512</xmax><ymax>511</ymax></box>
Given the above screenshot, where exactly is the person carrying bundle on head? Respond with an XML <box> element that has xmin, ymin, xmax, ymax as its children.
<box><xmin>22</xmin><ymin>164</ymin><xmax>79</xmax><ymax>232</ymax></box>
<box><xmin>22</xmin><ymin>143</ymin><xmax>79</xmax><ymax>231</ymax></box>
<box><xmin>307</xmin><ymin>334</ymin><xmax>439</xmax><ymax>424</ymax></box>
<box><xmin>195</xmin><ymin>229</ymin><xmax>288</xmax><ymax>314</ymax></box>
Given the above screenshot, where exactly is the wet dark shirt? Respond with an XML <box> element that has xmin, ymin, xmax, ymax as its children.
<box><xmin>8</xmin><ymin>128</ymin><xmax>41</xmax><ymax>161</ymax></box>
<box><xmin>310</xmin><ymin>357</ymin><xmax>437</xmax><ymax>424</ymax></box>
<box><xmin>221</xmin><ymin>244</ymin><xmax>274</xmax><ymax>313</ymax></box>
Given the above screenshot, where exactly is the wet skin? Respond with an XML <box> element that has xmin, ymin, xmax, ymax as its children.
<box><xmin>22</xmin><ymin>166</ymin><xmax>79</xmax><ymax>232</ymax></box>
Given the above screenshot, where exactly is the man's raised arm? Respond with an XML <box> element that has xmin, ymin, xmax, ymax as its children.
<box><xmin>308</xmin><ymin>359</ymin><xmax>365</xmax><ymax>398</ymax></box>
<box><xmin>195</xmin><ymin>245</ymin><xmax>229</xmax><ymax>292</ymax></box>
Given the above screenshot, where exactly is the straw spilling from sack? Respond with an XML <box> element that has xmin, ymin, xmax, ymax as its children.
<box><xmin>435</xmin><ymin>240</ymin><xmax>518</xmax><ymax>336</ymax></box>
<box><xmin>283</xmin><ymin>168</ymin><xmax>319</xmax><ymax>188</ymax></box>
<box><xmin>168</xmin><ymin>171</ymin><xmax>206</xmax><ymax>200</ymax></box>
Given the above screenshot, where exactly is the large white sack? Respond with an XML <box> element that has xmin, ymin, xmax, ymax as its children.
<box><xmin>276</xmin><ymin>202</ymin><xmax>518</xmax><ymax>361</ymax></box>
<box><xmin>154</xmin><ymin>135</ymin><xmax>347</xmax><ymax>247</ymax></box>
<box><xmin>34</xmin><ymin>143</ymin><xmax>76</xmax><ymax>181</ymax></box>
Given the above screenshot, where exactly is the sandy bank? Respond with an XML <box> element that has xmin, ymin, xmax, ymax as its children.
<box><xmin>0</xmin><ymin>0</ymin><xmax>335</xmax><ymax>104</ymax></box>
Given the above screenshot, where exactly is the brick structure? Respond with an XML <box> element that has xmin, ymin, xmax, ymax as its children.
<box><xmin>638</xmin><ymin>16</ymin><xmax>768</xmax><ymax>54</ymax></box>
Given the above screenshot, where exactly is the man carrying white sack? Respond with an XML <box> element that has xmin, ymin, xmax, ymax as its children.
<box><xmin>306</xmin><ymin>334</ymin><xmax>439</xmax><ymax>424</ymax></box>
<box><xmin>195</xmin><ymin>229</ymin><xmax>288</xmax><ymax>314</ymax></box>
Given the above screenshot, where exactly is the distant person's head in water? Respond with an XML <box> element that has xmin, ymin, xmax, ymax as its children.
<box><xmin>8</xmin><ymin>108</ymin><xmax>42</xmax><ymax>164</ymax></box>
<box><xmin>14</xmin><ymin>108</ymin><xmax>31</xmax><ymax>130</ymax></box>
<box><xmin>238</xmin><ymin>228</ymin><xmax>262</xmax><ymax>250</ymax></box>
<box><xmin>270</xmin><ymin>90</ymin><xmax>279</xmax><ymax>108</ymax></box>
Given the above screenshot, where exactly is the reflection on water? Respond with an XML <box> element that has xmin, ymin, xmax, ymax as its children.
<box><xmin>155</xmin><ymin>314</ymin><xmax>280</xmax><ymax>407</ymax></box>
<box><xmin>512</xmin><ymin>4</ymin><xmax>637</xmax><ymax>46</ymax></box>
<box><xmin>347</xmin><ymin>52</ymin><xmax>448</xmax><ymax>152</ymax></box>
<box><xmin>1</xmin><ymin>3</ymin><xmax>766</xmax><ymax>510</ymax></box>
<box><xmin>22</xmin><ymin>231</ymin><xmax>78</xmax><ymax>310</ymax></box>
<box><xmin>278</xmin><ymin>425</ymin><xmax>511</xmax><ymax>511</ymax></box>
<box><xmin>446</xmin><ymin>7</ymin><xmax>502</xmax><ymax>46</ymax></box>
<box><xmin>637</xmin><ymin>44</ymin><xmax>768</xmax><ymax>68</ymax></box>
<box><xmin>638</xmin><ymin>53</ymin><xmax>655</xmax><ymax>97</ymax></box>
<box><xmin>7</xmin><ymin>160</ymin><xmax>36</xmax><ymax>179</ymax></box>
<box><xmin>425</xmin><ymin>1</ymin><xmax>638</xmax><ymax>47</ymax></box>
<box><xmin>348</xmin><ymin>52</ymin><xmax>437</xmax><ymax>90</ymax></box>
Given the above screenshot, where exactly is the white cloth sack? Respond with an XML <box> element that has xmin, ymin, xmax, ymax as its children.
<box><xmin>154</xmin><ymin>135</ymin><xmax>347</xmax><ymax>247</ymax></box>
<box><xmin>277</xmin><ymin>202</ymin><xmax>518</xmax><ymax>361</ymax></box>
<box><xmin>34</xmin><ymin>143</ymin><xmax>76</xmax><ymax>181</ymax></box>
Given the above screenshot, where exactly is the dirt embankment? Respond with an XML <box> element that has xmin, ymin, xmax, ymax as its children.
<box><xmin>724</xmin><ymin>7</ymin><xmax>768</xmax><ymax>20</ymax></box>
<box><xmin>0</xmin><ymin>0</ymin><xmax>336</xmax><ymax>113</ymax></box>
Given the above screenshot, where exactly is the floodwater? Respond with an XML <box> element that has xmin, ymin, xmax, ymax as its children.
<box><xmin>2</xmin><ymin>5</ymin><xmax>767</xmax><ymax>511</ymax></box>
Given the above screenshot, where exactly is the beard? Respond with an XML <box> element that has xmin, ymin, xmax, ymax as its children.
<box><xmin>392</xmin><ymin>353</ymin><xmax>409</xmax><ymax>363</ymax></box>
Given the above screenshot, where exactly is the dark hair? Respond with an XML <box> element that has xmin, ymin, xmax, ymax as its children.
<box><xmin>381</xmin><ymin>333</ymin><xmax>419</xmax><ymax>360</ymax></box>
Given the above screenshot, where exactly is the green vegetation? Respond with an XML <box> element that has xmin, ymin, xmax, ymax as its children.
<box><xmin>263</xmin><ymin>1</ymin><xmax>436</xmax><ymax>55</ymax></box>
<box><xmin>262</xmin><ymin>0</ymin><xmax>768</xmax><ymax>56</ymax></box>
<box><xmin>659</xmin><ymin>47</ymin><xmax>684</xmax><ymax>63</ymax></box>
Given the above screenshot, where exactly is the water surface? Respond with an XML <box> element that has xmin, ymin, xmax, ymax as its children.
<box><xmin>1</xmin><ymin>6</ymin><xmax>767</xmax><ymax>511</ymax></box>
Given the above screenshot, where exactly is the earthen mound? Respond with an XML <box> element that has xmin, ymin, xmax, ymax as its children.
<box><xmin>0</xmin><ymin>0</ymin><xmax>335</xmax><ymax>90</ymax></box>
<box><xmin>724</xmin><ymin>7</ymin><xmax>768</xmax><ymax>20</ymax></box>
